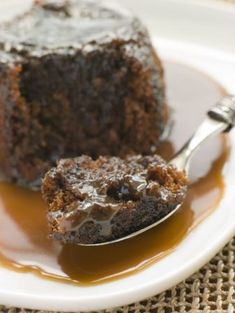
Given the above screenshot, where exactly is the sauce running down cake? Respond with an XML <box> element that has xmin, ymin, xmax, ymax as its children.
<box><xmin>42</xmin><ymin>155</ymin><xmax>187</xmax><ymax>244</ymax></box>
<box><xmin>0</xmin><ymin>0</ymin><xmax>167</xmax><ymax>189</ymax></box>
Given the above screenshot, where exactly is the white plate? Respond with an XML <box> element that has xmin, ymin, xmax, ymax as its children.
<box><xmin>1</xmin><ymin>0</ymin><xmax>235</xmax><ymax>311</ymax></box>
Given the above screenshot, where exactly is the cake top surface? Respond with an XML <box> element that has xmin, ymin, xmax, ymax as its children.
<box><xmin>0</xmin><ymin>0</ymin><xmax>141</xmax><ymax>60</ymax></box>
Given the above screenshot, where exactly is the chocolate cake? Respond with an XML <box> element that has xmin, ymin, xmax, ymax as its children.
<box><xmin>42</xmin><ymin>155</ymin><xmax>187</xmax><ymax>244</ymax></box>
<box><xmin>0</xmin><ymin>0</ymin><xmax>167</xmax><ymax>189</ymax></box>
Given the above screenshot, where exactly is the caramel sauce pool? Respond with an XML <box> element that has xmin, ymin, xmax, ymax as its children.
<box><xmin>0</xmin><ymin>62</ymin><xmax>229</xmax><ymax>285</ymax></box>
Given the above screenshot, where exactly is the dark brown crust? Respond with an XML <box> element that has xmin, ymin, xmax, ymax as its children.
<box><xmin>42</xmin><ymin>155</ymin><xmax>187</xmax><ymax>244</ymax></box>
<box><xmin>0</xmin><ymin>64</ymin><xmax>12</xmax><ymax>179</ymax></box>
<box><xmin>0</xmin><ymin>0</ymin><xmax>167</xmax><ymax>189</ymax></box>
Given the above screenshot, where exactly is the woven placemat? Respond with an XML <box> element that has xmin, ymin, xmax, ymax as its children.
<box><xmin>1</xmin><ymin>236</ymin><xmax>235</xmax><ymax>313</ymax></box>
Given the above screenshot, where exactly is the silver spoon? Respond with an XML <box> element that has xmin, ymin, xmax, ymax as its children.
<box><xmin>81</xmin><ymin>95</ymin><xmax>235</xmax><ymax>246</ymax></box>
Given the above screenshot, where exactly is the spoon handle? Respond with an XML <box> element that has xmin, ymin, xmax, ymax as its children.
<box><xmin>170</xmin><ymin>95</ymin><xmax>235</xmax><ymax>174</ymax></box>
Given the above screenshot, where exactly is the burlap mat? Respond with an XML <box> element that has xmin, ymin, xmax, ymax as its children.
<box><xmin>1</xmin><ymin>0</ymin><xmax>235</xmax><ymax>312</ymax></box>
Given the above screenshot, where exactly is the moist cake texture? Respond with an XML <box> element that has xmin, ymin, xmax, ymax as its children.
<box><xmin>42</xmin><ymin>155</ymin><xmax>187</xmax><ymax>244</ymax></box>
<box><xmin>0</xmin><ymin>0</ymin><xmax>167</xmax><ymax>189</ymax></box>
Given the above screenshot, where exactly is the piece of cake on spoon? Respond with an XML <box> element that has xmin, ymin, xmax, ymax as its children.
<box><xmin>42</xmin><ymin>155</ymin><xmax>187</xmax><ymax>244</ymax></box>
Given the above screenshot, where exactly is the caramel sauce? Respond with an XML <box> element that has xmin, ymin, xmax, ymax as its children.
<box><xmin>0</xmin><ymin>62</ymin><xmax>229</xmax><ymax>285</ymax></box>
